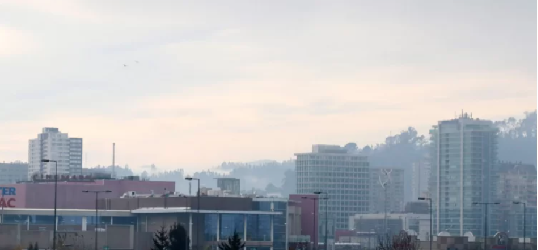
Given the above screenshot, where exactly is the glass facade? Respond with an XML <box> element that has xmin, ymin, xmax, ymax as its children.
<box><xmin>247</xmin><ymin>214</ymin><xmax>271</xmax><ymax>241</ymax></box>
<box><xmin>220</xmin><ymin>214</ymin><xmax>244</xmax><ymax>239</ymax></box>
<box><xmin>29</xmin><ymin>215</ymin><xmax>54</xmax><ymax>225</ymax></box>
<box><xmin>3</xmin><ymin>211</ymin><xmax>277</xmax><ymax>249</ymax></box>
<box><xmin>2</xmin><ymin>214</ymin><xmax>137</xmax><ymax>227</ymax></box>
<box><xmin>113</xmin><ymin>216</ymin><xmax>137</xmax><ymax>226</ymax></box>
<box><xmin>205</xmin><ymin>214</ymin><xmax>218</xmax><ymax>241</ymax></box>
<box><xmin>3</xmin><ymin>214</ymin><xmax>27</xmax><ymax>224</ymax></box>
<box><xmin>58</xmin><ymin>216</ymin><xmax>83</xmax><ymax>225</ymax></box>
<box><xmin>254</xmin><ymin>200</ymin><xmax>287</xmax><ymax>250</ymax></box>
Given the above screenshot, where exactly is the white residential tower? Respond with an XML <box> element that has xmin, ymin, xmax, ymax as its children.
<box><xmin>28</xmin><ymin>127</ymin><xmax>83</xmax><ymax>178</ymax></box>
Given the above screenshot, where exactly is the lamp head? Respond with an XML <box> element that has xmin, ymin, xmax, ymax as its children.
<box><xmin>314</xmin><ymin>191</ymin><xmax>322</xmax><ymax>195</ymax></box>
<box><xmin>185</xmin><ymin>177</ymin><xmax>193</xmax><ymax>181</ymax></box>
<box><xmin>418</xmin><ymin>197</ymin><xmax>426</xmax><ymax>200</ymax></box>
<box><xmin>41</xmin><ymin>159</ymin><xmax>50</xmax><ymax>162</ymax></box>
<box><xmin>82</xmin><ymin>190</ymin><xmax>89</xmax><ymax>193</ymax></box>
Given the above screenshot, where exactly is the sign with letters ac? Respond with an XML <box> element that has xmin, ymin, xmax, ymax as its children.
<box><xmin>0</xmin><ymin>187</ymin><xmax>16</xmax><ymax>207</ymax></box>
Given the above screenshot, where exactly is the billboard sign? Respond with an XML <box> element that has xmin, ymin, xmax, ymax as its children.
<box><xmin>0</xmin><ymin>187</ymin><xmax>17</xmax><ymax>207</ymax></box>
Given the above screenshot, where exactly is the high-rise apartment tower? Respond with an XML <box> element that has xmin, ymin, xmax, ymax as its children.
<box><xmin>28</xmin><ymin>127</ymin><xmax>83</xmax><ymax>178</ymax></box>
<box><xmin>429</xmin><ymin>113</ymin><xmax>498</xmax><ymax>236</ymax></box>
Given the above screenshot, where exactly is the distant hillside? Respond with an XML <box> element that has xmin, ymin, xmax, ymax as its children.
<box><xmin>140</xmin><ymin>110</ymin><xmax>537</xmax><ymax>198</ymax></box>
<box><xmin>146</xmin><ymin>160</ymin><xmax>294</xmax><ymax>194</ymax></box>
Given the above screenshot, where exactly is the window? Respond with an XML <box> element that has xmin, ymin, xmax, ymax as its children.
<box><xmin>220</xmin><ymin>214</ymin><xmax>244</xmax><ymax>239</ymax></box>
<box><xmin>246</xmin><ymin>214</ymin><xmax>271</xmax><ymax>241</ymax></box>
<box><xmin>204</xmin><ymin>214</ymin><xmax>218</xmax><ymax>241</ymax></box>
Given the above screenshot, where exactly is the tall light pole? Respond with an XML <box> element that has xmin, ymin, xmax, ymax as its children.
<box><xmin>418</xmin><ymin>197</ymin><xmax>432</xmax><ymax>250</ymax></box>
<box><xmin>303</xmin><ymin>196</ymin><xmax>327</xmax><ymax>250</ymax></box>
<box><xmin>41</xmin><ymin>159</ymin><xmax>58</xmax><ymax>250</ymax></box>
<box><xmin>83</xmin><ymin>190</ymin><xmax>112</xmax><ymax>250</ymax></box>
<box><xmin>513</xmin><ymin>201</ymin><xmax>526</xmax><ymax>250</ymax></box>
<box><xmin>314</xmin><ymin>191</ymin><xmax>330</xmax><ymax>250</ymax></box>
<box><xmin>185</xmin><ymin>177</ymin><xmax>200</xmax><ymax>250</ymax></box>
<box><xmin>473</xmin><ymin>202</ymin><xmax>499</xmax><ymax>250</ymax></box>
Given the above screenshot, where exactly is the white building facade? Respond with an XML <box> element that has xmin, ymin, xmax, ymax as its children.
<box><xmin>370</xmin><ymin>168</ymin><xmax>405</xmax><ymax>214</ymax></box>
<box><xmin>295</xmin><ymin>144</ymin><xmax>371</xmax><ymax>231</ymax></box>
<box><xmin>429</xmin><ymin>113</ymin><xmax>498</xmax><ymax>237</ymax></box>
<box><xmin>411</xmin><ymin>158</ymin><xmax>431</xmax><ymax>201</ymax></box>
<box><xmin>28</xmin><ymin>127</ymin><xmax>83</xmax><ymax>178</ymax></box>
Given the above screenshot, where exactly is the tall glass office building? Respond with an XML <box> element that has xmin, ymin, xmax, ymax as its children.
<box><xmin>429</xmin><ymin>113</ymin><xmax>498</xmax><ymax>236</ymax></box>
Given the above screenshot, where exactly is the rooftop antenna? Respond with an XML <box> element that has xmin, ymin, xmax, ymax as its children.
<box><xmin>112</xmin><ymin>143</ymin><xmax>116</xmax><ymax>178</ymax></box>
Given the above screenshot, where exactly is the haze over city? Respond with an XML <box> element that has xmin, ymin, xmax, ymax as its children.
<box><xmin>1</xmin><ymin>1</ymin><xmax>535</xmax><ymax>172</ymax></box>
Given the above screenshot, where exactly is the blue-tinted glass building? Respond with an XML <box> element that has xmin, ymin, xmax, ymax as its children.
<box><xmin>253</xmin><ymin>198</ymin><xmax>290</xmax><ymax>250</ymax></box>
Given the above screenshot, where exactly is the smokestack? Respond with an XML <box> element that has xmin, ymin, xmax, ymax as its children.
<box><xmin>112</xmin><ymin>143</ymin><xmax>116</xmax><ymax>178</ymax></box>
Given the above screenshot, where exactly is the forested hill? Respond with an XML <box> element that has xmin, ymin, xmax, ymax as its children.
<box><xmin>92</xmin><ymin>110</ymin><xmax>536</xmax><ymax>198</ymax></box>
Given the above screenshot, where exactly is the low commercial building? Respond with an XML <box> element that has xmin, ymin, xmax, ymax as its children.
<box><xmin>1</xmin><ymin>177</ymin><xmax>174</xmax><ymax>209</ymax></box>
<box><xmin>0</xmin><ymin>204</ymin><xmax>281</xmax><ymax>250</ymax></box>
<box><xmin>348</xmin><ymin>213</ymin><xmax>430</xmax><ymax>241</ymax></box>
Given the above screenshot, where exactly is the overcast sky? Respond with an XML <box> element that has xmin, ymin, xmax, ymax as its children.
<box><xmin>0</xmin><ymin>1</ymin><xmax>536</xmax><ymax>172</ymax></box>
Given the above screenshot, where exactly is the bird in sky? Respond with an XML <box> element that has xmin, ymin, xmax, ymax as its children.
<box><xmin>123</xmin><ymin>64</ymin><xmax>127</xmax><ymax>67</ymax></box>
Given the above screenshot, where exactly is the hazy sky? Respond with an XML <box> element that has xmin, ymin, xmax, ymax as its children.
<box><xmin>1</xmin><ymin>1</ymin><xmax>536</xmax><ymax>172</ymax></box>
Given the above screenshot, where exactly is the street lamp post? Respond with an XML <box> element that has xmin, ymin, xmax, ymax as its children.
<box><xmin>473</xmin><ymin>202</ymin><xmax>500</xmax><ymax>250</ymax></box>
<box><xmin>185</xmin><ymin>177</ymin><xmax>200</xmax><ymax>250</ymax></box>
<box><xmin>303</xmin><ymin>195</ymin><xmax>328</xmax><ymax>250</ymax></box>
<box><xmin>302</xmin><ymin>196</ymin><xmax>319</xmax><ymax>250</ymax></box>
<box><xmin>83</xmin><ymin>190</ymin><xmax>112</xmax><ymax>250</ymax></box>
<box><xmin>418</xmin><ymin>197</ymin><xmax>432</xmax><ymax>250</ymax></box>
<box><xmin>314</xmin><ymin>191</ymin><xmax>330</xmax><ymax>250</ymax></box>
<box><xmin>41</xmin><ymin>159</ymin><xmax>58</xmax><ymax>250</ymax></box>
<box><xmin>513</xmin><ymin>201</ymin><xmax>526</xmax><ymax>250</ymax></box>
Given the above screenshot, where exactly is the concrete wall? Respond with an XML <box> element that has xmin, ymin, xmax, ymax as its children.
<box><xmin>4</xmin><ymin>180</ymin><xmax>175</xmax><ymax>209</ymax></box>
<box><xmin>416</xmin><ymin>237</ymin><xmax>538</xmax><ymax>250</ymax></box>
<box><xmin>104</xmin><ymin>196</ymin><xmax>254</xmax><ymax>211</ymax></box>
<box><xmin>0</xmin><ymin>224</ymin><xmax>142</xmax><ymax>250</ymax></box>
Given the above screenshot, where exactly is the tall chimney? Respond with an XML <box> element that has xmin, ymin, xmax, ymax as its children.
<box><xmin>112</xmin><ymin>143</ymin><xmax>116</xmax><ymax>178</ymax></box>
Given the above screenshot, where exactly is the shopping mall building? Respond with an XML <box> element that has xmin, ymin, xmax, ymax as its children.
<box><xmin>0</xmin><ymin>197</ymin><xmax>283</xmax><ymax>250</ymax></box>
<box><xmin>0</xmin><ymin>177</ymin><xmax>312</xmax><ymax>250</ymax></box>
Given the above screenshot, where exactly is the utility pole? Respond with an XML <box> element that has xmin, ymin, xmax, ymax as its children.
<box><xmin>314</xmin><ymin>191</ymin><xmax>330</xmax><ymax>250</ymax></box>
<box><xmin>41</xmin><ymin>159</ymin><xmax>58</xmax><ymax>250</ymax></box>
<box><xmin>83</xmin><ymin>190</ymin><xmax>112</xmax><ymax>250</ymax></box>
<box><xmin>513</xmin><ymin>202</ymin><xmax>526</xmax><ymax>250</ymax></box>
<box><xmin>473</xmin><ymin>202</ymin><xmax>500</xmax><ymax>250</ymax></box>
<box><xmin>418</xmin><ymin>197</ymin><xmax>432</xmax><ymax>250</ymax></box>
